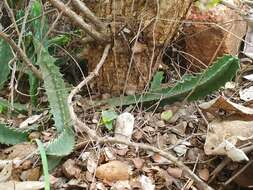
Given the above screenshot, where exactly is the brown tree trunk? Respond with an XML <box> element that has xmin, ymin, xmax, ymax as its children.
<box><xmin>82</xmin><ymin>0</ymin><xmax>192</xmax><ymax>95</ymax></box>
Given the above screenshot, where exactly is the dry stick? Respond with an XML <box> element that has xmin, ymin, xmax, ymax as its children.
<box><xmin>208</xmin><ymin>144</ymin><xmax>253</xmax><ymax>184</ymax></box>
<box><xmin>67</xmin><ymin>44</ymin><xmax>214</xmax><ymax>190</ymax></box>
<box><xmin>48</xmin><ymin>0</ymin><xmax>109</xmax><ymax>43</ymax></box>
<box><xmin>218</xmin><ymin>160</ymin><xmax>253</xmax><ymax>190</ymax></box>
<box><xmin>0</xmin><ymin>32</ymin><xmax>43</xmax><ymax>80</ymax></box>
<box><xmin>71</xmin><ymin>0</ymin><xmax>105</xmax><ymax>31</ymax></box>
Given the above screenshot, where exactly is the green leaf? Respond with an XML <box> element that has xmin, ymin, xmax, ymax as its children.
<box><xmin>35</xmin><ymin>40</ymin><xmax>75</xmax><ymax>157</ymax></box>
<box><xmin>48</xmin><ymin>35</ymin><xmax>70</xmax><ymax>47</ymax></box>
<box><xmin>0</xmin><ymin>39</ymin><xmax>13</xmax><ymax>89</ymax></box>
<box><xmin>150</xmin><ymin>71</ymin><xmax>164</xmax><ymax>92</ymax></box>
<box><xmin>35</xmin><ymin>139</ymin><xmax>50</xmax><ymax>190</ymax></box>
<box><xmin>30</xmin><ymin>0</ymin><xmax>48</xmax><ymax>42</ymax></box>
<box><xmin>161</xmin><ymin>110</ymin><xmax>173</xmax><ymax>121</ymax></box>
<box><xmin>98</xmin><ymin>55</ymin><xmax>240</xmax><ymax>107</ymax></box>
<box><xmin>0</xmin><ymin>124</ymin><xmax>28</xmax><ymax>145</ymax></box>
<box><xmin>46</xmin><ymin>128</ymin><xmax>75</xmax><ymax>156</ymax></box>
<box><xmin>101</xmin><ymin>110</ymin><xmax>118</xmax><ymax>130</ymax></box>
<box><xmin>36</xmin><ymin>43</ymin><xmax>71</xmax><ymax>132</ymax></box>
<box><xmin>0</xmin><ymin>98</ymin><xmax>27</xmax><ymax>114</ymax></box>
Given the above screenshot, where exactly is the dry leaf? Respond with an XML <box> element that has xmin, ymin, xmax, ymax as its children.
<box><xmin>167</xmin><ymin>167</ymin><xmax>183</xmax><ymax>179</ymax></box>
<box><xmin>198</xmin><ymin>168</ymin><xmax>209</xmax><ymax>181</ymax></box>
<box><xmin>62</xmin><ymin>159</ymin><xmax>81</xmax><ymax>179</ymax></box>
<box><xmin>204</xmin><ymin>120</ymin><xmax>253</xmax><ymax>161</ymax></box>
<box><xmin>240</xmin><ymin>86</ymin><xmax>253</xmax><ymax>101</ymax></box>
<box><xmin>131</xmin><ymin>158</ymin><xmax>144</xmax><ymax>169</ymax></box>
<box><xmin>199</xmin><ymin>96</ymin><xmax>253</xmax><ymax>120</ymax></box>
<box><xmin>0</xmin><ymin>163</ymin><xmax>12</xmax><ymax>182</ymax></box>
<box><xmin>20</xmin><ymin>167</ymin><xmax>41</xmax><ymax>181</ymax></box>
<box><xmin>5</xmin><ymin>143</ymin><xmax>37</xmax><ymax>160</ymax></box>
<box><xmin>152</xmin><ymin>154</ymin><xmax>171</xmax><ymax>164</ymax></box>
<box><xmin>96</xmin><ymin>161</ymin><xmax>130</xmax><ymax>181</ymax></box>
<box><xmin>0</xmin><ymin>181</ymin><xmax>44</xmax><ymax>190</ymax></box>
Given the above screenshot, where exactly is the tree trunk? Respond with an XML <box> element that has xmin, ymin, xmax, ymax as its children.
<box><xmin>82</xmin><ymin>0</ymin><xmax>192</xmax><ymax>95</ymax></box>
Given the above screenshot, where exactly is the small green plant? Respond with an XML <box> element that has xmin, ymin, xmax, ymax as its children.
<box><xmin>101</xmin><ymin>109</ymin><xmax>118</xmax><ymax>131</ymax></box>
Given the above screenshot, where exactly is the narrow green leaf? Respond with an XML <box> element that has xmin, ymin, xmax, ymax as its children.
<box><xmin>0</xmin><ymin>124</ymin><xmax>28</xmax><ymax>145</ymax></box>
<box><xmin>35</xmin><ymin>139</ymin><xmax>50</xmax><ymax>190</ymax></box>
<box><xmin>98</xmin><ymin>55</ymin><xmax>240</xmax><ymax>107</ymax></box>
<box><xmin>36</xmin><ymin>43</ymin><xmax>71</xmax><ymax>132</ymax></box>
<box><xmin>46</xmin><ymin>128</ymin><xmax>75</xmax><ymax>156</ymax></box>
<box><xmin>0</xmin><ymin>98</ymin><xmax>27</xmax><ymax>113</ymax></box>
<box><xmin>0</xmin><ymin>39</ymin><xmax>13</xmax><ymax>89</ymax></box>
<box><xmin>150</xmin><ymin>71</ymin><xmax>164</xmax><ymax>91</ymax></box>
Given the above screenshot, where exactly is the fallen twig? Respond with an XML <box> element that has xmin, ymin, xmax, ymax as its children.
<box><xmin>67</xmin><ymin>44</ymin><xmax>214</xmax><ymax>190</ymax></box>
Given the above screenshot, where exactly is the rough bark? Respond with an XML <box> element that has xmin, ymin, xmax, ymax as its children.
<box><xmin>81</xmin><ymin>0</ymin><xmax>192</xmax><ymax>95</ymax></box>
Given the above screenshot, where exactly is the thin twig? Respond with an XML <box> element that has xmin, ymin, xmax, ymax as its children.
<box><xmin>67</xmin><ymin>44</ymin><xmax>214</xmax><ymax>190</ymax></box>
<box><xmin>0</xmin><ymin>32</ymin><xmax>43</xmax><ymax>80</ymax></box>
<box><xmin>71</xmin><ymin>0</ymin><xmax>105</xmax><ymax>31</ymax></box>
<box><xmin>48</xmin><ymin>0</ymin><xmax>109</xmax><ymax>43</ymax></box>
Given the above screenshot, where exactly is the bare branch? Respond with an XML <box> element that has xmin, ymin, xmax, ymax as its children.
<box><xmin>67</xmin><ymin>44</ymin><xmax>214</xmax><ymax>190</ymax></box>
<box><xmin>0</xmin><ymin>32</ymin><xmax>43</xmax><ymax>80</ymax></box>
<box><xmin>48</xmin><ymin>0</ymin><xmax>109</xmax><ymax>43</ymax></box>
<box><xmin>72</xmin><ymin>0</ymin><xmax>106</xmax><ymax>31</ymax></box>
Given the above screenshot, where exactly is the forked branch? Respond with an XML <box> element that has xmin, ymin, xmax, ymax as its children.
<box><xmin>48</xmin><ymin>0</ymin><xmax>109</xmax><ymax>43</ymax></box>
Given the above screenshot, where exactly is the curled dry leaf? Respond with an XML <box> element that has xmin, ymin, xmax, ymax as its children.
<box><xmin>240</xmin><ymin>86</ymin><xmax>253</xmax><ymax>102</ymax></box>
<box><xmin>114</xmin><ymin>112</ymin><xmax>135</xmax><ymax>149</ymax></box>
<box><xmin>204</xmin><ymin>120</ymin><xmax>253</xmax><ymax>161</ymax></box>
<box><xmin>131</xmin><ymin>158</ymin><xmax>144</xmax><ymax>169</ymax></box>
<box><xmin>199</xmin><ymin>96</ymin><xmax>253</xmax><ymax>120</ymax></box>
<box><xmin>96</xmin><ymin>161</ymin><xmax>130</xmax><ymax>182</ymax></box>
<box><xmin>62</xmin><ymin>159</ymin><xmax>81</xmax><ymax>179</ymax></box>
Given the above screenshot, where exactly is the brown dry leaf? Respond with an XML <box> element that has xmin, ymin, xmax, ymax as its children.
<box><xmin>157</xmin><ymin>168</ymin><xmax>175</xmax><ymax>187</ymax></box>
<box><xmin>0</xmin><ymin>181</ymin><xmax>44</xmax><ymax>190</ymax></box>
<box><xmin>131</xmin><ymin>158</ymin><xmax>144</xmax><ymax>169</ymax></box>
<box><xmin>167</xmin><ymin>167</ymin><xmax>182</xmax><ymax>179</ymax></box>
<box><xmin>5</xmin><ymin>143</ymin><xmax>36</xmax><ymax>160</ymax></box>
<box><xmin>199</xmin><ymin>96</ymin><xmax>253</xmax><ymax>120</ymax></box>
<box><xmin>20</xmin><ymin>167</ymin><xmax>40</xmax><ymax>181</ymax></box>
<box><xmin>62</xmin><ymin>159</ymin><xmax>81</xmax><ymax>179</ymax></box>
<box><xmin>204</xmin><ymin>120</ymin><xmax>253</xmax><ymax>161</ymax></box>
<box><xmin>152</xmin><ymin>153</ymin><xmax>171</xmax><ymax>164</ymax></box>
<box><xmin>198</xmin><ymin>168</ymin><xmax>209</xmax><ymax>181</ymax></box>
<box><xmin>96</xmin><ymin>161</ymin><xmax>130</xmax><ymax>182</ymax></box>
